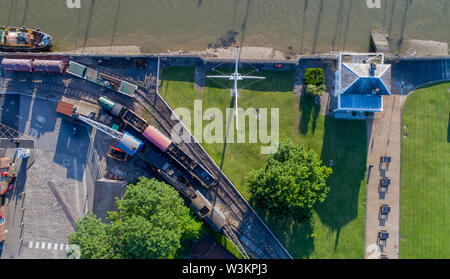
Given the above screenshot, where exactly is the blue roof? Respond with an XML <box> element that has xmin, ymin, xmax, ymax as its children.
<box><xmin>340</xmin><ymin>94</ymin><xmax>383</xmax><ymax>111</ymax></box>
<box><xmin>118</xmin><ymin>133</ymin><xmax>143</xmax><ymax>156</ymax></box>
<box><xmin>343</xmin><ymin>77</ymin><xmax>390</xmax><ymax>96</ymax></box>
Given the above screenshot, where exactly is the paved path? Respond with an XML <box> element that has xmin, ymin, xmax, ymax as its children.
<box><xmin>364</xmin><ymin>57</ymin><xmax>449</xmax><ymax>259</ymax></box>
<box><xmin>365</xmin><ymin>94</ymin><xmax>406</xmax><ymax>259</ymax></box>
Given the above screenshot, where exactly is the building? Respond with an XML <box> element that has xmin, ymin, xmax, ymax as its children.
<box><xmin>334</xmin><ymin>53</ymin><xmax>392</xmax><ymax>119</ymax></box>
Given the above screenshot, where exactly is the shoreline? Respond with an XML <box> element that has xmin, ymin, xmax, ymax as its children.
<box><xmin>50</xmin><ymin>32</ymin><xmax>448</xmax><ymax>60</ymax></box>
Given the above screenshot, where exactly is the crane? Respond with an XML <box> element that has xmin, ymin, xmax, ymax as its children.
<box><xmin>75</xmin><ymin>114</ymin><xmax>124</xmax><ymax>140</ymax></box>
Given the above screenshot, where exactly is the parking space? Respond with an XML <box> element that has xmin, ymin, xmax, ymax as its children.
<box><xmin>0</xmin><ymin>94</ymin><xmax>92</xmax><ymax>259</ymax></box>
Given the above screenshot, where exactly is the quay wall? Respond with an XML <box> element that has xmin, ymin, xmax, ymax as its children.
<box><xmin>0</xmin><ymin>51</ymin><xmax>448</xmax><ymax>66</ymax></box>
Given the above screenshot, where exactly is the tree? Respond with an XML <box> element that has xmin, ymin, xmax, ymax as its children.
<box><xmin>68</xmin><ymin>177</ymin><xmax>203</xmax><ymax>259</ymax></box>
<box><xmin>304</xmin><ymin>68</ymin><xmax>325</xmax><ymax>86</ymax></box>
<box><xmin>247</xmin><ymin>139</ymin><xmax>332</xmax><ymax>218</ymax></box>
<box><xmin>68</xmin><ymin>213</ymin><xmax>114</xmax><ymax>259</ymax></box>
<box><xmin>305</xmin><ymin>68</ymin><xmax>326</xmax><ymax>96</ymax></box>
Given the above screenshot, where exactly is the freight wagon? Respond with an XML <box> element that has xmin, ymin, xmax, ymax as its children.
<box><xmin>141</xmin><ymin>125</ymin><xmax>217</xmax><ymax>189</ymax></box>
<box><xmin>122</xmin><ymin>109</ymin><xmax>148</xmax><ymax>133</ymax></box>
<box><xmin>67</xmin><ymin>61</ymin><xmax>137</xmax><ymax>97</ymax></box>
<box><xmin>138</xmin><ymin>146</ymin><xmax>225</xmax><ymax>232</ymax></box>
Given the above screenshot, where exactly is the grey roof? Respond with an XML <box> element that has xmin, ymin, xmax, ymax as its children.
<box><xmin>118</xmin><ymin>81</ymin><xmax>137</xmax><ymax>97</ymax></box>
<box><xmin>85</xmin><ymin>68</ymin><xmax>100</xmax><ymax>83</ymax></box>
<box><xmin>341</xmin><ymin>65</ymin><xmax>359</xmax><ymax>92</ymax></box>
<box><xmin>380</xmin><ymin>66</ymin><xmax>392</xmax><ymax>93</ymax></box>
<box><xmin>344</xmin><ymin>63</ymin><xmax>390</xmax><ymax>78</ymax></box>
<box><xmin>344</xmin><ymin>77</ymin><xmax>390</xmax><ymax>96</ymax></box>
<box><xmin>67</xmin><ymin>61</ymin><xmax>87</xmax><ymax>78</ymax></box>
<box><xmin>341</xmin><ymin>63</ymin><xmax>391</xmax><ymax>96</ymax></box>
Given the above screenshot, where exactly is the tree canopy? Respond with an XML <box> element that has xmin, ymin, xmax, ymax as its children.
<box><xmin>247</xmin><ymin>139</ymin><xmax>332</xmax><ymax>218</ymax></box>
<box><xmin>68</xmin><ymin>177</ymin><xmax>203</xmax><ymax>259</ymax></box>
<box><xmin>304</xmin><ymin>68</ymin><xmax>325</xmax><ymax>86</ymax></box>
<box><xmin>305</xmin><ymin>68</ymin><xmax>326</xmax><ymax>96</ymax></box>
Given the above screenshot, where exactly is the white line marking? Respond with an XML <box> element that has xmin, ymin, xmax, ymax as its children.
<box><xmin>82</xmin><ymin>164</ymin><xmax>87</xmax><ymax>214</ymax></box>
<box><xmin>48</xmin><ymin>243</ymin><xmax>52</xmax><ymax>250</ymax></box>
<box><xmin>35</xmin><ymin>242</ymin><xmax>40</xmax><ymax>249</ymax></box>
<box><xmin>65</xmin><ymin>244</ymin><xmax>69</xmax><ymax>252</ymax></box>
<box><xmin>74</xmin><ymin>158</ymin><xmax>80</xmax><ymax>214</ymax></box>
<box><xmin>29</xmin><ymin>241</ymin><xmax>33</xmax><ymax>249</ymax></box>
<box><xmin>41</xmin><ymin>242</ymin><xmax>45</xmax><ymax>249</ymax></box>
<box><xmin>60</xmin><ymin>244</ymin><xmax>64</xmax><ymax>251</ymax></box>
<box><xmin>54</xmin><ymin>243</ymin><xmax>58</xmax><ymax>250</ymax></box>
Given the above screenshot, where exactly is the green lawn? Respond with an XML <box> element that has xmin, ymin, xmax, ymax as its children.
<box><xmin>400</xmin><ymin>82</ymin><xmax>450</xmax><ymax>259</ymax></box>
<box><xmin>160</xmin><ymin>66</ymin><xmax>367</xmax><ymax>259</ymax></box>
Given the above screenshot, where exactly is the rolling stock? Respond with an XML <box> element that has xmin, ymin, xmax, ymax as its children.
<box><xmin>1</xmin><ymin>58</ymin><xmax>66</xmax><ymax>73</ymax></box>
<box><xmin>56</xmin><ymin>100</ymin><xmax>143</xmax><ymax>157</ymax></box>
<box><xmin>98</xmin><ymin>97</ymin><xmax>218</xmax><ymax>189</ymax></box>
<box><xmin>138</xmin><ymin>146</ymin><xmax>226</xmax><ymax>232</ymax></box>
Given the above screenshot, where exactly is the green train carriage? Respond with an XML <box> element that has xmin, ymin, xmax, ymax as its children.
<box><xmin>98</xmin><ymin>96</ymin><xmax>126</xmax><ymax>118</ymax></box>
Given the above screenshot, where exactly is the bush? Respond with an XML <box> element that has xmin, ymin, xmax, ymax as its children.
<box><xmin>305</xmin><ymin>68</ymin><xmax>325</xmax><ymax>86</ymax></box>
<box><xmin>305</xmin><ymin>84</ymin><xmax>326</xmax><ymax>96</ymax></box>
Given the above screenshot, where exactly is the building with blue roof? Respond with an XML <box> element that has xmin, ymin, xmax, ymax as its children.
<box><xmin>334</xmin><ymin>53</ymin><xmax>392</xmax><ymax>119</ymax></box>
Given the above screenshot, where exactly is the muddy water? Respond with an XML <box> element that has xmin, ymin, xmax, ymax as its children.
<box><xmin>0</xmin><ymin>0</ymin><xmax>448</xmax><ymax>54</ymax></box>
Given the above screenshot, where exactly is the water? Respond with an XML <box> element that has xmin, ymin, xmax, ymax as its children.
<box><xmin>0</xmin><ymin>0</ymin><xmax>449</xmax><ymax>54</ymax></box>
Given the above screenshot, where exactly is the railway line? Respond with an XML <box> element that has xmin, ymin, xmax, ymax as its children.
<box><xmin>133</xmin><ymin>87</ymin><xmax>292</xmax><ymax>259</ymax></box>
<box><xmin>0</xmin><ymin>64</ymin><xmax>292</xmax><ymax>259</ymax></box>
<box><xmin>134</xmin><ymin>90</ymin><xmax>248</xmax><ymax>221</ymax></box>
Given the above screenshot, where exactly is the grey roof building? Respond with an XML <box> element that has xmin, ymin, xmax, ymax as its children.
<box><xmin>334</xmin><ymin>53</ymin><xmax>392</xmax><ymax>119</ymax></box>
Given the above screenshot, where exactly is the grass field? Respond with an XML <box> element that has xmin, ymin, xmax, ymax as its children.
<box><xmin>400</xmin><ymin>82</ymin><xmax>450</xmax><ymax>259</ymax></box>
<box><xmin>160</xmin><ymin>66</ymin><xmax>368</xmax><ymax>259</ymax></box>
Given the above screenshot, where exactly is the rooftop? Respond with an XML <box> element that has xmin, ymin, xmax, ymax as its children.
<box><xmin>335</xmin><ymin>53</ymin><xmax>392</xmax><ymax>113</ymax></box>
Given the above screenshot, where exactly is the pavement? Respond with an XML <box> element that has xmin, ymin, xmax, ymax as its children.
<box><xmin>0</xmin><ymin>60</ymin><xmax>158</xmax><ymax>258</ymax></box>
<box><xmin>0</xmin><ymin>94</ymin><xmax>92</xmax><ymax>259</ymax></box>
<box><xmin>364</xmin><ymin>94</ymin><xmax>405</xmax><ymax>259</ymax></box>
<box><xmin>364</xmin><ymin>57</ymin><xmax>449</xmax><ymax>259</ymax></box>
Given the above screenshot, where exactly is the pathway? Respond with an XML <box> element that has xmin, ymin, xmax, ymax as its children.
<box><xmin>365</xmin><ymin>94</ymin><xmax>405</xmax><ymax>259</ymax></box>
<box><xmin>364</xmin><ymin>57</ymin><xmax>449</xmax><ymax>259</ymax></box>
